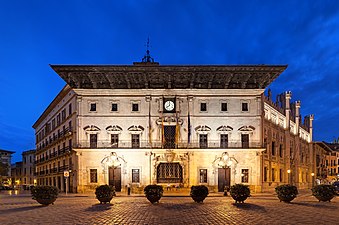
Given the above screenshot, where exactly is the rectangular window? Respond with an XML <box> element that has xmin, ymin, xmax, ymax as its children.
<box><xmin>242</xmin><ymin>102</ymin><xmax>248</xmax><ymax>111</ymax></box>
<box><xmin>279</xmin><ymin>169</ymin><xmax>283</xmax><ymax>182</ymax></box>
<box><xmin>111</xmin><ymin>134</ymin><xmax>119</xmax><ymax>148</ymax></box>
<box><xmin>90</xmin><ymin>103</ymin><xmax>96</xmax><ymax>112</ymax></box>
<box><xmin>241</xmin><ymin>134</ymin><xmax>249</xmax><ymax>148</ymax></box>
<box><xmin>90</xmin><ymin>134</ymin><xmax>97</xmax><ymax>148</ymax></box>
<box><xmin>264</xmin><ymin>167</ymin><xmax>268</xmax><ymax>182</ymax></box>
<box><xmin>221</xmin><ymin>102</ymin><xmax>227</xmax><ymax>111</ymax></box>
<box><xmin>200</xmin><ymin>103</ymin><xmax>207</xmax><ymax>112</ymax></box>
<box><xmin>220</xmin><ymin>134</ymin><xmax>228</xmax><ymax>148</ymax></box>
<box><xmin>241</xmin><ymin>169</ymin><xmax>249</xmax><ymax>183</ymax></box>
<box><xmin>61</xmin><ymin>109</ymin><xmax>66</xmax><ymax>121</ymax></box>
<box><xmin>90</xmin><ymin>169</ymin><xmax>98</xmax><ymax>183</ymax></box>
<box><xmin>132</xmin><ymin>134</ymin><xmax>140</xmax><ymax>148</ymax></box>
<box><xmin>272</xmin><ymin>168</ymin><xmax>275</xmax><ymax>182</ymax></box>
<box><xmin>199</xmin><ymin>134</ymin><xmax>208</xmax><ymax>148</ymax></box>
<box><xmin>132</xmin><ymin>103</ymin><xmax>139</xmax><ymax>112</ymax></box>
<box><xmin>111</xmin><ymin>103</ymin><xmax>118</xmax><ymax>112</ymax></box>
<box><xmin>279</xmin><ymin>144</ymin><xmax>283</xmax><ymax>157</ymax></box>
<box><xmin>69</xmin><ymin>103</ymin><xmax>72</xmax><ymax>115</ymax></box>
<box><xmin>57</xmin><ymin>114</ymin><xmax>61</xmax><ymax>126</ymax></box>
<box><xmin>199</xmin><ymin>169</ymin><xmax>207</xmax><ymax>183</ymax></box>
<box><xmin>132</xmin><ymin>169</ymin><xmax>140</xmax><ymax>183</ymax></box>
<box><xmin>272</xmin><ymin>142</ymin><xmax>276</xmax><ymax>156</ymax></box>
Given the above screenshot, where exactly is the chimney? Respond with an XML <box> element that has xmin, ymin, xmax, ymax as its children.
<box><xmin>285</xmin><ymin>91</ymin><xmax>292</xmax><ymax>130</ymax></box>
<box><xmin>295</xmin><ymin>101</ymin><xmax>301</xmax><ymax>135</ymax></box>
<box><xmin>309</xmin><ymin>114</ymin><xmax>314</xmax><ymax>142</ymax></box>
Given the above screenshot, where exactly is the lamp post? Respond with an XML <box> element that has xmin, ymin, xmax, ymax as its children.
<box><xmin>311</xmin><ymin>173</ymin><xmax>315</xmax><ymax>188</ymax></box>
<box><xmin>287</xmin><ymin>169</ymin><xmax>291</xmax><ymax>185</ymax></box>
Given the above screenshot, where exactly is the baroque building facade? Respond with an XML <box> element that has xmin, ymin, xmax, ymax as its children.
<box><xmin>33</xmin><ymin>59</ymin><xmax>314</xmax><ymax>193</ymax></box>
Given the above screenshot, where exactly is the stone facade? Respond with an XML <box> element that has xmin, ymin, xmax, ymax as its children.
<box><xmin>33</xmin><ymin>62</ymin><xmax>314</xmax><ymax>193</ymax></box>
<box><xmin>21</xmin><ymin>149</ymin><xmax>36</xmax><ymax>188</ymax></box>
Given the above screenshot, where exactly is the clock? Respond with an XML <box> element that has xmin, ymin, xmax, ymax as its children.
<box><xmin>164</xmin><ymin>100</ymin><xmax>175</xmax><ymax>111</ymax></box>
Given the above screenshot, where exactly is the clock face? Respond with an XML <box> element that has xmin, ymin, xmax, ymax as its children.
<box><xmin>164</xmin><ymin>100</ymin><xmax>175</xmax><ymax>111</ymax></box>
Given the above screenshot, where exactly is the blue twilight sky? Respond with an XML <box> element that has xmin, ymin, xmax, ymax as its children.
<box><xmin>0</xmin><ymin>0</ymin><xmax>338</xmax><ymax>162</ymax></box>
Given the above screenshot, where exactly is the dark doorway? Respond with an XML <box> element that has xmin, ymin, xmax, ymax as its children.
<box><xmin>218</xmin><ymin>167</ymin><xmax>231</xmax><ymax>192</ymax></box>
<box><xmin>109</xmin><ymin>167</ymin><xmax>121</xmax><ymax>191</ymax></box>
<box><xmin>164</xmin><ymin>126</ymin><xmax>176</xmax><ymax>149</ymax></box>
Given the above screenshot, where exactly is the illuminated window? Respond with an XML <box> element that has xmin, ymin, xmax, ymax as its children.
<box><xmin>241</xmin><ymin>169</ymin><xmax>249</xmax><ymax>183</ymax></box>
<box><xmin>132</xmin><ymin>169</ymin><xmax>140</xmax><ymax>183</ymax></box>
<box><xmin>199</xmin><ymin>169</ymin><xmax>207</xmax><ymax>183</ymax></box>
<box><xmin>90</xmin><ymin>169</ymin><xmax>97</xmax><ymax>183</ymax></box>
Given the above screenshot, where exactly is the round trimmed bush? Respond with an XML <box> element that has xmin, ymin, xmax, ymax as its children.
<box><xmin>312</xmin><ymin>184</ymin><xmax>336</xmax><ymax>202</ymax></box>
<box><xmin>230</xmin><ymin>184</ymin><xmax>250</xmax><ymax>203</ymax></box>
<box><xmin>275</xmin><ymin>184</ymin><xmax>298</xmax><ymax>203</ymax></box>
<box><xmin>95</xmin><ymin>185</ymin><xmax>115</xmax><ymax>204</ymax></box>
<box><xmin>190</xmin><ymin>185</ymin><xmax>209</xmax><ymax>203</ymax></box>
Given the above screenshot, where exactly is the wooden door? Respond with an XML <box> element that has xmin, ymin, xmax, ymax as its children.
<box><xmin>109</xmin><ymin>167</ymin><xmax>121</xmax><ymax>192</ymax></box>
<box><xmin>218</xmin><ymin>168</ymin><xmax>231</xmax><ymax>192</ymax></box>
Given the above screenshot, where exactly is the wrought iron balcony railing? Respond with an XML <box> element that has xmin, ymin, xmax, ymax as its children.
<box><xmin>75</xmin><ymin>140</ymin><xmax>264</xmax><ymax>149</ymax></box>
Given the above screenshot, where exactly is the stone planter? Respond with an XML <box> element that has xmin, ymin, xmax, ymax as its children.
<box><xmin>97</xmin><ymin>196</ymin><xmax>113</xmax><ymax>204</ymax></box>
<box><xmin>231</xmin><ymin>195</ymin><xmax>249</xmax><ymax>203</ymax></box>
<box><xmin>277</xmin><ymin>195</ymin><xmax>296</xmax><ymax>203</ymax></box>
<box><xmin>146</xmin><ymin>195</ymin><xmax>161</xmax><ymax>204</ymax></box>
<box><xmin>191</xmin><ymin>195</ymin><xmax>206</xmax><ymax>203</ymax></box>
<box><xmin>35</xmin><ymin>198</ymin><xmax>57</xmax><ymax>206</ymax></box>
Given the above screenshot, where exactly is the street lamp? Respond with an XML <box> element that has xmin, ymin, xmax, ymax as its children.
<box><xmin>287</xmin><ymin>169</ymin><xmax>291</xmax><ymax>185</ymax></box>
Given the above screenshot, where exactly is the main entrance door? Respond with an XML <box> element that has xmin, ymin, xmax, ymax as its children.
<box><xmin>218</xmin><ymin>167</ymin><xmax>231</xmax><ymax>192</ymax></box>
<box><xmin>109</xmin><ymin>167</ymin><xmax>121</xmax><ymax>192</ymax></box>
<box><xmin>164</xmin><ymin>126</ymin><xmax>176</xmax><ymax>149</ymax></box>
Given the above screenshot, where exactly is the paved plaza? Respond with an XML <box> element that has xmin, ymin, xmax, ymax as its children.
<box><xmin>0</xmin><ymin>190</ymin><xmax>338</xmax><ymax>225</ymax></box>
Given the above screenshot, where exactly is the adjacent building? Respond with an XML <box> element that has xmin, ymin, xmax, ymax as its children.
<box><xmin>22</xmin><ymin>149</ymin><xmax>36</xmax><ymax>189</ymax></box>
<box><xmin>0</xmin><ymin>149</ymin><xmax>15</xmax><ymax>186</ymax></box>
<box><xmin>33</xmin><ymin>54</ymin><xmax>314</xmax><ymax>193</ymax></box>
<box><xmin>313</xmin><ymin>142</ymin><xmax>339</xmax><ymax>183</ymax></box>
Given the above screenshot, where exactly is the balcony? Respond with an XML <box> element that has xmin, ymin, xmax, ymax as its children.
<box><xmin>36</xmin><ymin>146</ymin><xmax>72</xmax><ymax>165</ymax></box>
<box><xmin>75</xmin><ymin>140</ymin><xmax>264</xmax><ymax>149</ymax></box>
<box><xmin>36</xmin><ymin>126</ymin><xmax>73</xmax><ymax>152</ymax></box>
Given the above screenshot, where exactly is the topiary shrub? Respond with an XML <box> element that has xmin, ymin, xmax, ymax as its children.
<box><xmin>95</xmin><ymin>185</ymin><xmax>115</xmax><ymax>204</ymax></box>
<box><xmin>275</xmin><ymin>184</ymin><xmax>298</xmax><ymax>203</ymax></box>
<box><xmin>230</xmin><ymin>184</ymin><xmax>250</xmax><ymax>203</ymax></box>
<box><xmin>144</xmin><ymin>184</ymin><xmax>163</xmax><ymax>204</ymax></box>
<box><xmin>312</xmin><ymin>184</ymin><xmax>336</xmax><ymax>202</ymax></box>
<box><xmin>31</xmin><ymin>186</ymin><xmax>59</xmax><ymax>206</ymax></box>
<box><xmin>190</xmin><ymin>185</ymin><xmax>209</xmax><ymax>203</ymax></box>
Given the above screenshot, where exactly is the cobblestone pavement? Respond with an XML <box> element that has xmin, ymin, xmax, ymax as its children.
<box><xmin>0</xmin><ymin>191</ymin><xmax>338</xmax><ymax>225</ymax></box>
